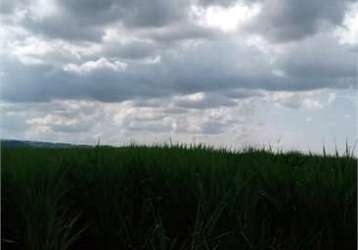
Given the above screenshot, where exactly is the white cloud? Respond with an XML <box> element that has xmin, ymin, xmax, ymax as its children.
<box><xmin>11</xmin><ymin>37</ymin><xmax>54</xmax><ymax>65</ymax></box>
<box><xmin>63</xmin><ymin>57</ymin><xmax>128</xmax><ymax>74</ymax></box>
<box><xmin>191</xmin><ymin>2</ymin><xmax>261</xmax><ymax>32</ymax></box>
<box><xmin>0</xmin><ymin>93</ymin><xmax>258</xmax><ymax>144</ymax></box>
<box><xmin>270</xmin><ymin>90</ymin><xmax>338</xmax><ymax>110</ymax></box>
<box><xmin>335</xmin><ymin>2</ymin><xmax>358</xmax><ymax>46</ymax></box>
<box><xmin>28</xmin><ymin>0</ymin><xmax>59</xmax><ymax>20</ymax></box>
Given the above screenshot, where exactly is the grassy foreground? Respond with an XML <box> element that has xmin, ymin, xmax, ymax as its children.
<box><xmin>2</xmin><ymin>145</ymin><xmax>357</xmax><ymax>250</ymax></box>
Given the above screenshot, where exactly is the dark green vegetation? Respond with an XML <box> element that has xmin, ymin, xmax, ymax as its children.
<box><xmin>2</xmin><ymin>145</ymin><xmax>357</xmax><ymax>250</ymax></box>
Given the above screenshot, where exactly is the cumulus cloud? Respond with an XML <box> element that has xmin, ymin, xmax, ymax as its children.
<box><xmin>0</xmin><ymin>95</ymin><xmax>257</xmax><ymax>143</ymax></box>
<box><xmin>173</xmin><ymin>92</ymin><xmax>237</xmax><ymax>109</ymax></box>
<box><xmin>0</xmin><ymin>0</ymin><xmax>357</xmax><ymax>150</ymax></box>
<box><xmin>269</xmin><ymin>89</ymin><xmax>340</xmax><ymax>110</ymax></box>
<box><xmin>335</xmin><ymin>2</ymin><xmax>358</xmax><ymax>47</ymax></box>
<box><xmin>63</xmin><ymin>57</ymin><xmax>127</xmax><ymax>74</ymax></box>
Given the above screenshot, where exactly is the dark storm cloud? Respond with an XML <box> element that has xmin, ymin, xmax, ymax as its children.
<box><xmin>102</xmin><ymin>24</ymin><xmax>221</xmax><ymax>60</ymax></box>
<box><xmin>249</xmin><ymin>0</ymin><xmax>355</xmax><ymax>42</ymax></box>
<box><xmin>1</xmin><ymin>32</ymin><xmax>356</xmax><ymax>104</ymax></box>
<box><xmin>1</xmin><ymin>0</ymin><xmax>190</xmax><ymax>41</ymax></box>
<box><xmin>26</xmin><ymin>18</ymin><xmax>104</xmax><ymax>42</ymax></box>
<box><xmin>103</xmin><ymin>40</ymin><xmax>161</xmax><ymax>60</ymax></box>
<box><xmin>1</xmin><ymin>0</ymin><xmax>357</xmax><ymax>105</ymax></box>
<box><xmin>62</xmin><ymin>0</ymin><xmax>189</xmax><ymax>28</ymax></box>
<box><xmin>2</xmin><ymin>0</ymin><xmax>354</xmax><ymax>43</ymax></box>
<box><xmin>0</xmin><ymin>56</ymin><xmax>161</xmax><ymax>102</ymax></box>
<box><xmin>221</xmin><ymin>89</ymin><xmax>265</xmax><ymax>99</ymax></box>
<box><xmin>135</xmin><ymin>23</ymin><xmax>221</xmax><ymax>44</ymax></box>
<box><xmin>278</xmin><ymin>34</ymin><xmax>356</xmax><ymax>78</ymax></box>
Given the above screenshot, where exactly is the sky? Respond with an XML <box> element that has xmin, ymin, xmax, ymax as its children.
<box><xmin>0</xmin><ymin>0</ymin><xmax>357</xmax><ymax>153</ymax></box>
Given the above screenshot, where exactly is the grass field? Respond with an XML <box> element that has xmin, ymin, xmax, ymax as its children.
<box><xmin>1</xmin><ymin>144</ymin><xmax>357</xmax><ymax>250</ymax></box>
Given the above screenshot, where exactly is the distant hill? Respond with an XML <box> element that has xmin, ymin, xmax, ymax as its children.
<box><xmin>1</xmin><ymin>139</ymin><xmax>91</xmax><ymax>148</ymax></box>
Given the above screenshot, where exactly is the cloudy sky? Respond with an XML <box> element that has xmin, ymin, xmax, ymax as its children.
<box><xmin>1</xmin><ymin>0</ymin><xmax>357</xmax><ymax>153</ymax></box>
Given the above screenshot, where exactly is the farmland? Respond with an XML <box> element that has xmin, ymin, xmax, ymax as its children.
<box><xmin>2</xmin><ymin>144</ymin><xmax>357</xmax><ymax>250</ymax></box>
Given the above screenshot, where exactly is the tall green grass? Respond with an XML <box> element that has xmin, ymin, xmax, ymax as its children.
<box><xmin>2</xmin><ymin>145</ymin><xmax>357</xmax><ymax>250</ymax></box>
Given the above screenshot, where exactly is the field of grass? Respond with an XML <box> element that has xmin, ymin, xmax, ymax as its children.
<box><xmin>1</xmin><ymin>144</ymin><xmax>357</xmax><ymax>250</ymax></box>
